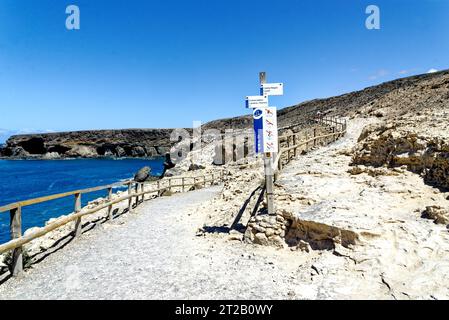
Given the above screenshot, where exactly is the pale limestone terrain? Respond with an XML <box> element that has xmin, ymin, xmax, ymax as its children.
<box><xmin>195</xmin><ymin>118</ymin><xmax>449</xmax><ymax>299</ymax></box>
<box><xmin>1</xmin><ymin>71</ymin><xmax>448</xmax><ymax>299</ymax></box>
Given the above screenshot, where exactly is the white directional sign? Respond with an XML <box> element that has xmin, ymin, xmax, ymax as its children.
<box><xmin>261</xmin><ymin>83</ymin><xmax>284</xmax><ymax>96</ymax></box>
<box><xmin>246</xmin><ymin>95</ymin><xmax>268</xmax><ymax>109</ymax></box>
<box><xmin>262</xmin><ymin>107</ymin><xmax>278</xmax><ymax>153</ymax></box>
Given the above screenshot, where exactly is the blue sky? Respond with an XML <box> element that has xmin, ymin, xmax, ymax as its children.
<box><xmin>0</xmin><ymin>0</ymin><xmax>448</xmax><ymax>137</ymax></box>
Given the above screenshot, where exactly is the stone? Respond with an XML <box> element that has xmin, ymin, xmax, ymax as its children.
<box><xmin>297</xmin><ymin>240</ymin><xmax>311</xmax><ymax>253</ymax></box>
<box><xmin>251</xmin><ymin>224</ymin><xmax>266</xmax><ymax>233</ymax></box>
<box><xmin>134</xmin><ymin>166</ymin><xmax>151</xmax><ymax>182</ymax></box>
<box><xmin>422</xmin><ymin>206</ymin><xmax>449</xmax><ymax>225</ymax></box>
<box><xmin>269</xmin><ymin>235</ymin><xmax>285</xmax><ymax>248</ymax></box>
<box><xmin>276</xmin><ymin>215</ymin><xmax>285</xmax><ymax>223</ymax></box>
<box><xmin>265</xmin><ymin>228</ymin><xmax>275</xmax><ymax>237</ymax></box>
<box><xmin>254</xmin><ymin>233</ymin><xmax>269</xmax><ymax>246</ymax></box>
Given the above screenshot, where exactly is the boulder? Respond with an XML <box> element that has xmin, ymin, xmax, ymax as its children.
<box><xmin>422</xmin><ymin>206</ymin><xmax>449</xmax><ymax>225</ymax></box>
<box><xmin>254</xmin><ymin>233</ymin><xmax>269</xmax><ymax>246</ymax></box>
<box><xmin>134</xmin><ymin>166</ymin><xmax>151</xmax><ymax>182</ymax></box>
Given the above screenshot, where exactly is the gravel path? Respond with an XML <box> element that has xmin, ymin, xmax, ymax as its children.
<box><xmin>0</xmin><ymin>186</ymin><xmax>309</xmax><ymax>300</ymax></box>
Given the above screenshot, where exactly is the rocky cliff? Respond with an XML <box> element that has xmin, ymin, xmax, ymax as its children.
<box><xmin>0</xmin><ymin>129</ymin><xmax>178</xmax><ymax>159</ymax></box>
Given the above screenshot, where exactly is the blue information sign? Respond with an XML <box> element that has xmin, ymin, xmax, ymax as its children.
<box><xmin>253</xmin><ymin>108</ymin><xmax>264</xmax><ymax>154</ymax></box>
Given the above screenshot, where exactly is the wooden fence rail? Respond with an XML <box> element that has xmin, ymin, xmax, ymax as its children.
<box><xmin>0</xmin><ymin>170</ymin><xmax>225</xmax><ymax>276</ymax></box>
<box><xmin>0</xmin><ymin>114</ymin><xmax>346</xmax><ymax>277</ymax></box>
<box><xmin>273</xmin><ymin>116</ymin><xmax>347</xmax><ymax>179</ymax></box>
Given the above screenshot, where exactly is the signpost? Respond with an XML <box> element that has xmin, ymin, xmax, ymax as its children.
<box><xmin>253</xmin><ymin>108</ymin><xmax>264</xmax><ymax>154</ymax></box>
<box><xmin>247</xmin><ymin>72</ymin><xmax>282</xmax><ymax>216</ymax></box>
<box><xmin>262</xmin><ymin>107</ymin><xmax>278</xmax><ymax>153</ymax></box>
<box><xmin>252</xmin><ymin>107</ymin><xmax>279</xmax><ymax>154</ymax></box>
<box><xmin>261</xmin><ymin>83</ymin><xmax>284</xmax><ymax>96</ymax></box>
<box><xmin>246</xmin><ymin>95</ymin><xmax>268</xmax><ymax>109</ymax></box>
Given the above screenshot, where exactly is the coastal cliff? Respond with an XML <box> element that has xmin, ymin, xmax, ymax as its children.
<box><xmin>0</xmin><ymin>129</ymin><xmax>176</xmax><ymax>159</ymax></box>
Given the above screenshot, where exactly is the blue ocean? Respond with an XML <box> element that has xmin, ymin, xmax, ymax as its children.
<box><xmin>0</xmin><ymin>158</ymin><xmax>164</xmax><ymax>244</ymax></box>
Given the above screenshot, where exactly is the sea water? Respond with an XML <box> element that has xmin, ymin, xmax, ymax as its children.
<box><xmin>0</xmin><ymin>158</ymin><xmax>164</xmax><ymax>244</ymax></box>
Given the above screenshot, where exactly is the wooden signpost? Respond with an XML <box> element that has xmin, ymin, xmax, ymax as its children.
<box><xmin>246</xmin><ymin>72</ymin><xmax>283</xmax><ymax>215</ymax></box>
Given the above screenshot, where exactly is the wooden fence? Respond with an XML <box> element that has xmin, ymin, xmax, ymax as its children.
<box><xmin>274</xmin><ymin>116</ymin><xmax>347</xmax><ymax>179</ymax></box>
<box><xmin>0</xmin><ymin>115</ymin><xmax>346</xmax><ymax>277</ymax></box>
<box><xmin>0</xmin><ymin>170</ymin><xmax>224</xmax><ymax>276</ymax></box>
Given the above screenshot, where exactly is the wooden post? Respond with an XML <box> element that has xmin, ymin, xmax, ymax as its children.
<box><xmin>107</xmin><ymin>187</ymin><xmax>113</xmax><ymax>220</ymax></box>
<box><xmin>287</xmin><ymin>135</ymin><xmax>290</xmax><ymax>162</ymax></box>
<box><xmin>293</xmin><ymin>134</ymin><xmax>297</xmax><ymax>158</ymax></box>
<box><xmin>135</xmin><ymin>183</ymin><xmax>139</xmax><ymax>207</ymax></box>
<box><xmin>9</xmin><ymin>207</ymin><xmax>23</xmax><ymax>276</ymax></box>
<box><xmin>314</xmin><ymin>128</ymin><xmax>317</xmax><ymax>147</ymax></box>
<box><xmin>128</xmin><ymin>183</ymin><xmax>133</xmax><ymax>213</ymax></box>
<box><xmin>157</xmin><ymin>180</ymin><xmax>161</xmax><ymax>197</ymax></box>
<box><xmin>260</xmin><ymin>72</ymin><xmax>275</xmax><ymax>215</ymax></box>
<box><xmin>182</xmin><ymin>177</ymin><xmax>185</xmax><ymax>192</ymax></box>
<box><xmin>74</xmin><ymin>193</ymin><xmax>82</xmax><ymax>237</ymax></box>
<box><xmin>305</xmin><ymin>131</ymin><xmax>309</xmax><ymax>152</ymax></box>
<box><xmin>203</xmin><ymin>176</ymin><xmax>206</xmax><ymax>187</ymax></box>
<box><xmin>168</xmin><ymin>179</ymin><xmax>172</xmax><ymax>192</ymax></box>
<box><xmin>141</xmin><ymin>183</ymin><xmax>145</xmax><ymax>201</ymax></box>
<box><xmin>264</xmin><ymin>153</ymin><xmax>275</xmax><ymax>215</ymax></box>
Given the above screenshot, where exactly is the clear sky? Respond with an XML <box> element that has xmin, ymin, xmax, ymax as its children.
<box><xmin>0</xmin><ymin>0</ymin><xmax>448</xmax><ymax>135</ymax></box>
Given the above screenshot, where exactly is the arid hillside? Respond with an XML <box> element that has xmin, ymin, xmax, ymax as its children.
<box><xmin>1</xmin><ymin>70</ymin><xmax>448</xmax><ymax>160</ymax></box>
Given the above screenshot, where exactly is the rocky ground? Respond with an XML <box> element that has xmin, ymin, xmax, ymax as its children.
<box><xmin>1</xmin><ymin>70</ymin><xmax>448</xmax><ymax>299</ymax></box>
<box><xmin>1</xmin><ymin>117</ymin><xmax>448</xmax><ymax>299</ymax></box>
<box><xmin>193</xmin><ymin>118</ymin><xmax>449</xmax><ymax>299</ymax></box>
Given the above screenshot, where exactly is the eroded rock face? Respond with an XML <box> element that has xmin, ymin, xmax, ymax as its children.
<box><xmin>0</xmin><ymin>129</ymin><xmax>176</xmax><ymax>159</ymax></box>
<box><xmin>353</xmin><ymin>126</ymin><xmax>449</xmax><ymax>190</ymax></box>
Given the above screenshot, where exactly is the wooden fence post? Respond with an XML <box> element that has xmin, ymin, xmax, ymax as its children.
<box><xmin>264</xmin><ymin>153</ymin><xmax>275</xmax><ymax>215</ymax></box>
<box><xmin>293</xmin><ymin>134</ymin><xmax>297</xmax><ymax>158</ymax></box>
<box><xmin>182</xmin><ymin>177</ymin><xmax>185</xmax><ymax>192</ymax></box>
<box><xmin>9</xmin><ymin>207</ymin><xmax>23</xmax><ymax>276</ymax></box>
<box><xmin>107</xmin><ymin>187</ymin><xmax>113</xmax><ymax>220</ymax></box>
<box><xmin>157</xmin><ymin>180</ymin><xmax>161</xmax><ymax>197</ymax></box>
<box><xmin>74</xmin><ymin>193</ymin><xmax>82</xmax><ymax>237</ymax></box>
<box><xmin>128</xmin><ymin>183</ymin><xmax>133</xmax><ymax>213</ymax></box>
<box><xmin>168</xmin><ymin>179</ymin><xmax>172</xmax><ymax>192</ymax></box>
<box><xmin>305</xmin><ymin>131</ymin><xmax>309</xmax><ymax>152</ymax></box>
<box><xmin>135</xmin><ymin>183</ymin><xmax>139</xmax><ymax>207</ymax></box>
